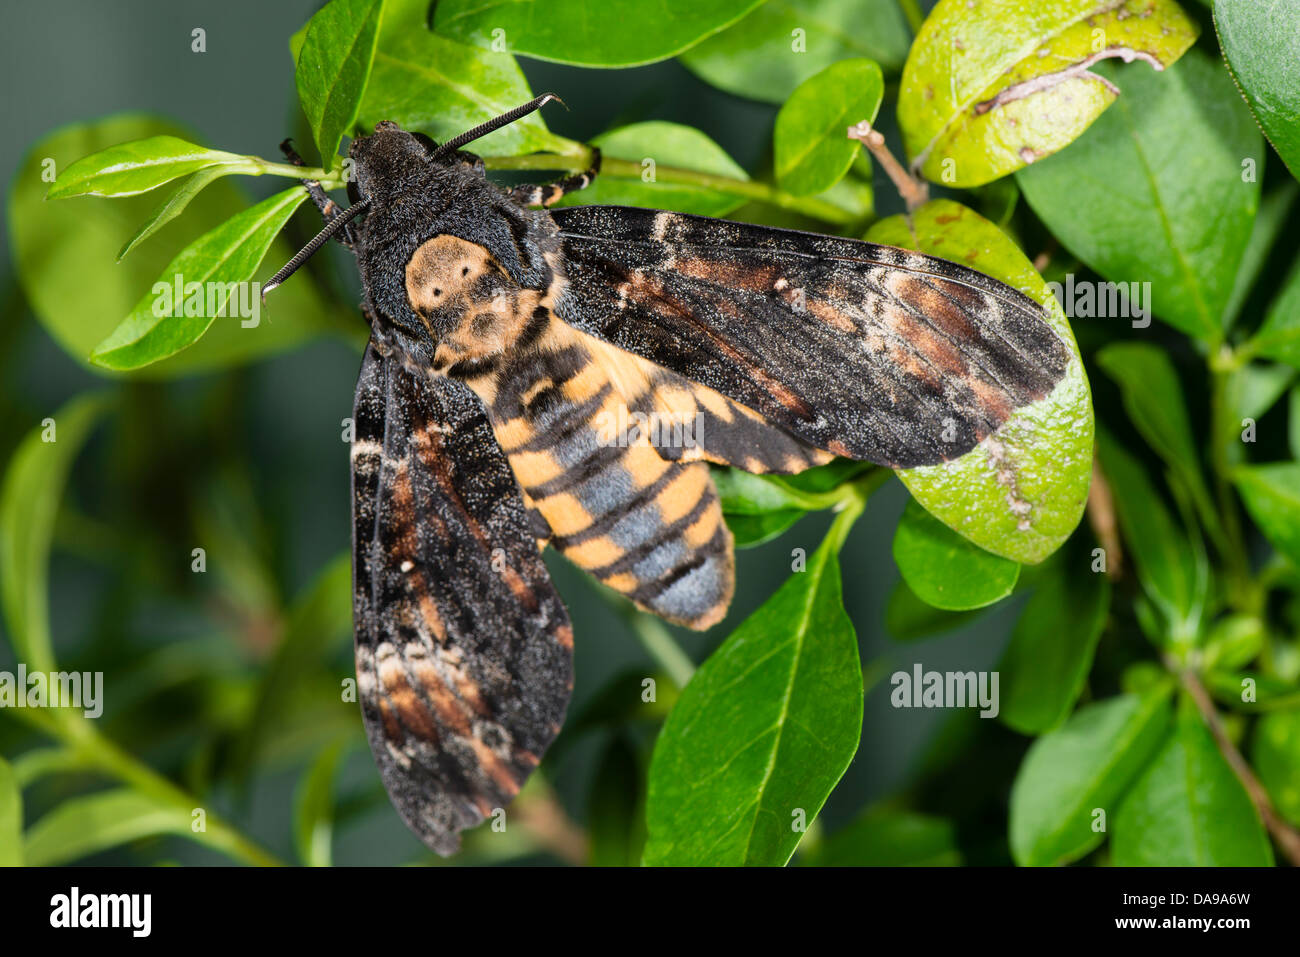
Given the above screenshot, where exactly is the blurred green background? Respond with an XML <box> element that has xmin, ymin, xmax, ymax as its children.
<box><xmin>1</xmin><ymin>0</ymin><xmax>1051</xmax><ymax>865</ymax></box>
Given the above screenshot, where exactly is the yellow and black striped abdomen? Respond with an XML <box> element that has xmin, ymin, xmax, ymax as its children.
<box><xmin>480</xmin><ymin>320</ymin><xmax>735</xmax><ymax>629</ymax></box>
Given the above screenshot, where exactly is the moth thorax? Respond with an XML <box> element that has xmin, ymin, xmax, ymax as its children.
<box><xmin>405</xmin><ymin>234</ymin><xmax>542</xmax><ymax>371</ymax></box>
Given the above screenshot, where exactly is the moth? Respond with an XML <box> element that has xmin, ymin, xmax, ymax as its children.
<box><xmin>264</xmin><ymin>94</ymin><xmax>1070</xmax><ymax>855</ymax></box>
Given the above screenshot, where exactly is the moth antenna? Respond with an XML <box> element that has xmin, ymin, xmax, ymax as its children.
<box><xmin>261</xmin><ymin>199</ymin><xmax>370</xmax><ymax>300</ymax></box>
<box><xmin>431</xmin><ymin>93</ymin><xmax>565</xmax><ymax>159</ymax></box>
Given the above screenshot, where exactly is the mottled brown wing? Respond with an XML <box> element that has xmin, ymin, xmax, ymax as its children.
<box><xmin>549</xmin><ymin>206</ymin><xmax>1071</xmax><ymax>469</ymax></box>
<box><xmin>351</xmin><ymin>340</ymin><xmax>573</xmax><ymax>855</ymax></box>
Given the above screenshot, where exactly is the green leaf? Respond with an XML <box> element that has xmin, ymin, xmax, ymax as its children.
<box><xmin>884</xmin><ymin>579</ymin><xmax>979</xmax><ymax>641</ymax></box>
<box><xmin>294</xmin><ymin>743</ymin><xmax>343</xmax><ymax>867</ymax></box>
<box><xmin>725</xmin><ymin>509</ymin><xmax>806</xmax><ymax>548</ymax></box>
<box><xmin>116</xmin><ymin>165</ymin><xmax>234</xmax><ymax>261</ymax></box>
<box><xmin>713</xmin><ymin>471</ymin><xmax>818</xmax><ymax>547</ymax></box>
<box><xmin>774</xmin><ymin>59</ymin><xmax>883</xmax><ymax>197</ymax></box>
<box><xmin>0</xmin><ymin>757</ymin><xmax>21</xmax><ymax>866</ymax></box>
<box><xmin>1009</xmin><ymin>686</ymin><xmax>1173</xmax><ymax>866</ymax></box>
<box><xmin>432</xmin><ymin>0</ymin><xmax>763</xmax><ymax>68</ymax></box>
<box><xmin>1</xmin><ymin>394</ymin><xmax>110</xmax><ymax>673</ymax></box>
<box><xmin>867</xmin><ymin>200</ymin><xmax>1093</xmax><ymax>564</ymax></box>
<box><xmin>1223</xmin><ymin>363</ymin><xmax>1295</xmax><ymax>466</ymax></box>
<box><xmin>1291</xmin><ymin>387</ymin><xmax>1300</xmax><ymax>460</ymax></box>
<box><xmin>807</xmin><ymin>808</ymin><xmax>962</xmax><ymax>866</ymax></box>
<box><xmin>1205</xmin><ymin>670</ymin><xmax>1300</xmax><ymax>712</ymax></box>
<box><xmin>1252</xmin><ymin>709</ymin><xmax>1300</xmax><ymax>826</ymax></box>
<box><xmin>588</xmin><ymin>736</ymin><xmax>646</xmax><ymax>867</ymax></box>
<box><xmin>46</xmin><ymin>135</ymin><xmax>243</xmax><ymax>199</ymax></box>
<box><xmin>89</xmin><ymin>186</ymin><xmax>309</xmax><ymax>371</ymax></box>
<box><xmin>1096</xmin><ymin>342</ymin><xmax>1218</xmax><ymax>533</ymax></box>
<box><xmin>892</xmin><ymin>499</ymin><xmax>1020</xmax><ymax>610</ymax></box>
<box><xmin>680</xmin><ymin>0</ymin><xmax>910</xmax><ymax>104</ymax></box>
<box><xmin>555</xmin><ymin>121</ymin><xmax>749</xmax><ymax>217</ymax></box>
<box><xmin>642</xmin><ymin>536</ymin><xmax>862</xmax><ymax>865</ymax></box>
<box><xmin>1250</xmin><ymin>258</ymin><xmax>1300</xmax><ymax>369</ymax></box>
<box><xmin>1120</xmin><ymin>661</ymin><xmax>1172</xmax><ymax>697</ymax></box>
<box><xmin>1223</xmin><ymin>181</ymin><xmax>1298</xmax><ymax>332</ymax></box>
<box><xmin>1112</xmin><ymin>695</ymin><xmax>1273</xmax><ymax>865</ymax></box>
<box><xmin>352</xmin><ymin>0</ymin><xmax>566</xmax><ymax>156</ymax></box>
<box><xmin>716</xmin><ymin>461</ymin><xmax>874</xmax><ymax>550</ymax></box>
<box><xmin>1214</xmin><ymin>0</ymin><xmax>1300</xmax><ymax>181</ymax></box>
<box><xmin>1234</xmin><ymin>463</ymin><xmax>1300</xmax><ymax>568</ymax></box>
<box><xmin>1097</xmin><ymin>425</ymin><xmax>1206</xmax><ymax>643</ymax></box>
<box><xmin>712</xmin><ymin>469</ymin><xmax>829</xmax><ymax>515</ymax></box>
<box><xmin>1017</xmin><ymin>49</ymin><xmax>1263</xmax><ymax>341</ymax></box>
<box><xmin>296</xmin><ymin>0</ymin><xmax>384</xmax><ymax>169</ymax></box>
<box><xmin>899</xmin><ymin>0</ymin><xmax>1198</xmax><ymax>188</ymax></box>
<box><xmin>999</xmin><ymin>557</ymin><xmax>1110</xmax><ymax>734</ymax></box>
<box><xmin>10</xmin><ymin>115</ymin><xmax>339</xmax><ymax>378</ymax></box>
<box><xmin>24</xmin><ymin>789</ymin><xmax>194</xmax><ymax>866</ymax></box>
<box><xmin>1202</xmin><ymin>614</ymin><xmax>1265</xmax><ymax>673</ymax></box>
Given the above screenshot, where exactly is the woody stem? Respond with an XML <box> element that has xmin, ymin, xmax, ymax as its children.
<box><xmin>1178</xmin><ymin>664</ymin><xmax>1300</xmax><ymax>866</ymax></box>
<box><xmin>846</xmin><ymin>121</ymin><xmax>929</xmax><ymax>213</ymax></box>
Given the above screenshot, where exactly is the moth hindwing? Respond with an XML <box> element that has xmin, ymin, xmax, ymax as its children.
<box><xmin>267</xmin><ymin>102</ymin><xmax>1069</xmax><ymax>855</ymax></box>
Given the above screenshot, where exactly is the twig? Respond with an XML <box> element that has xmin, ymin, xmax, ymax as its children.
<box><xmin>1087</xmin><ymin>454</ymin><xmax>1122</xmax><ymax>580</ymax></box>
<box><xmin>846</xmin><ymin>121</ymin><xmax>929</xmax><ymax>213</ymax></box>
<box><xmin>513</xmin><ymin>779</ymin><xmax>589</xmax><ymax>865</ymax></box>
<box><xmin>1032</xmin><ymin>238</ymin><xmax>1058</xmax><ymax>274</ymax></box>
<box><xmin>1180</xmin><ymin>666</ymin><xmax>1300</xmax><ymax>866</ymax></box>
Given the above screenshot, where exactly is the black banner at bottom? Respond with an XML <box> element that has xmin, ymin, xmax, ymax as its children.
<box><xmin>0</xmin><ymin>864</ymin><xmax>1285</xmax><ymax>943</ymax></box>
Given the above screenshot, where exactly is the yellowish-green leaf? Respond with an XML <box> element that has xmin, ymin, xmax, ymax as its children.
<box><xmin>11</xmin><ymin>115</ymin><xmax>342</xmax><ymax>378</ymax></box>
<box><xmin>1</xmin><ymin>394</ymin><xmax>111</xmax><ymax>675</ymax></box>
<box><xmin>24</xmin><ymin>789</ymin><xmax>195</xmax><ymax>866</ymax></box>
<box><xmin>774</xmin><ymin>58</ymin><xmax>883</xmax><ymax>196</ymax></box>
<box><xmin>0</xmin><ymin>757</ymin><xmax>21</xmax><ymax>866</ymax></box>
<box><xmin>46</xmin><ymin>135</ymin><xmax>243</xmax><ymax>198</ymax></box>
<box><xmin>116</xmin><ymin>165</ymin><xmax>235</xmax><ymax>261</ymax></box>
<box><xmin>900</xmin><ymin>0</ymin><xmax>1198</xmax><ymax>187</ymax></box>
<box><xmin>90</xmin><ymin>187</ymin><xmax>309</xmax><ymax>370</ymax></box>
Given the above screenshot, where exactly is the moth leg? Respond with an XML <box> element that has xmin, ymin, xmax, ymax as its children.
<box><xmin>279</xmin><ymin>138</ymin><xmax>358</xmax><ymax>248</ymax></box>
<box><xmin>507</xmin><ymin>147</ymin><xmax>601</xmax><ymax>207</ymax></box>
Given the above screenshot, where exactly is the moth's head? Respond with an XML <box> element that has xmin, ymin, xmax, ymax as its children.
<box><xmin>261</xmin><ymin>94</ymin><xmax>561</xmax><ymax>314</ymax></box>
<box><xmin>347</xmin><ymin>121</ymin><xmax>481</xmax><ymax>206</ymax></box>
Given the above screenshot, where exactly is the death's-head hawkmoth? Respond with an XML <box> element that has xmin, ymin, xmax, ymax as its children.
<box><xmin>264</xmin><ymin>94</ymin><xmax>1070</xmax><ymax>855</ymax></box>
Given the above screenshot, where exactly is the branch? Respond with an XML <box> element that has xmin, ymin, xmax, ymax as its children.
<box><xmin>1180</xmin><ymin>666</ymin><xmax>1300</xmax><ymax>866</ymax></box>
<box><xmin>846</xmin><ymin>121</ymin><xmax>929</xmax><ymax>213</ymax></box>
<box><xmin>1087</xmin><ymin>454</ymin><xmax>1122</xmax><ymax>579</ymax></box>
<box><xmin>513</xmin><ymin>779</ymin><xmax>589</xmax><ymax>865</ymax></box>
